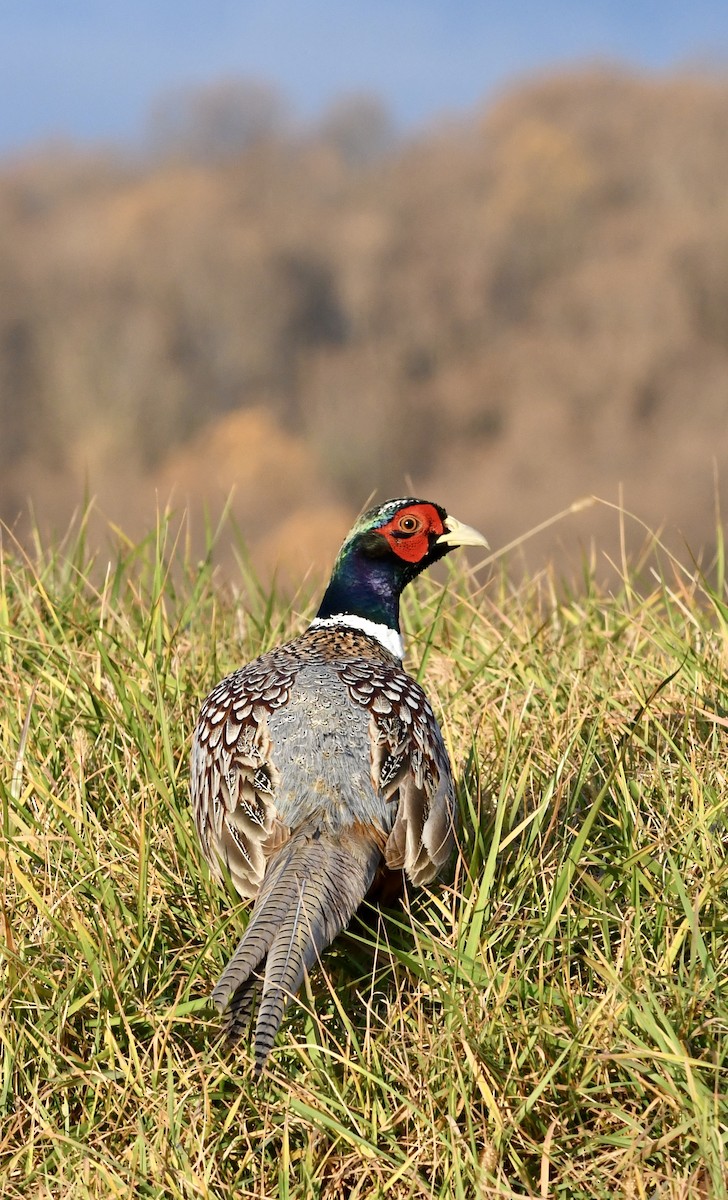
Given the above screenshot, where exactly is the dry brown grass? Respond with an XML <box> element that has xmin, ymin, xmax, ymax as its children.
<box><xmin>1</xmin><ymin>505</ymin><xmax>726</xmax><ymax>1196</ymax></box>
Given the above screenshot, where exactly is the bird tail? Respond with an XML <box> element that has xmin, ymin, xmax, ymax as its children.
<box><xmin>212</xmin><ymin>826</ymin><xmax>381</xmax><ymax>1074</ymax></box>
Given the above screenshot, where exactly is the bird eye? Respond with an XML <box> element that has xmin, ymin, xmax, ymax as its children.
<box><xmin>399</xmin><ymin>515</ymin><xmax>420</xmax><ymax>533</ymax></box>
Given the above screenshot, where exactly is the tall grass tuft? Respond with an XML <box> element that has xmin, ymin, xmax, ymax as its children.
<box><xmin>1</xmin><ymin>506</ymin><xmax>726</xmax><ymax>1198</ymax></box>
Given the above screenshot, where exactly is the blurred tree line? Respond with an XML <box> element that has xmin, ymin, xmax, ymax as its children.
<box><xmin>1</xmin><ymin>68</ymin><xmax>727</xmax><ymax>575</ymax></box>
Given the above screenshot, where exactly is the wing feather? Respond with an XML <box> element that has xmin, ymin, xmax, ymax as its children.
<box><xmin>191</xmin><ymin>650</ymin><xmax>298</xmax><ymax>898</ymax></box>
<box><xmin>338</xmin><ymin>657</ymin><xmax>457</xmax><ymax>886</ymax></box>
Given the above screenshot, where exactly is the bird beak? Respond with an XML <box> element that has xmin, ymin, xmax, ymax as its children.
<box><xmin>438</xmin><ymin>515</ymin><xmax>490</xmax><ymax>550</ymax></box>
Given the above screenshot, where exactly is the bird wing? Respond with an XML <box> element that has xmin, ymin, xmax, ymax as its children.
<box><xmin>338</xmin><ymin>657</ymin><xmax>457</xmax><ymax>885</ymax></box>
<box><xmin>190</xmin><ymin>646</ymin><xmax>299</xmax><ymax>898</ymax></box>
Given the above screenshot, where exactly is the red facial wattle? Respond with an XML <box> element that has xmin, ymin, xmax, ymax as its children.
<box><xmin>379</xmin><ymin>503</ymin><xmax>446</xmax><ymax>563</ymax></box>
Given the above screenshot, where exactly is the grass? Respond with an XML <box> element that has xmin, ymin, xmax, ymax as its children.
<box><xmin>0</xmin><ymin>504</ymin><xmax>727</xmax><ymax>1198</ymax></box>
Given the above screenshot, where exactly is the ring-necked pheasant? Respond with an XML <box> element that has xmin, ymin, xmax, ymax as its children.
<box><xmin>191</xmin><ymin>497</ymin><xmax>487</xmax><ymax>1073</ymax></box>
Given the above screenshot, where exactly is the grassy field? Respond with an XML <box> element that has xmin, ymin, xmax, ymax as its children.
<box><xmin>1</xmin><ymin>507</ymin><xmax>726</xmax><ymax>1198</ymax></box>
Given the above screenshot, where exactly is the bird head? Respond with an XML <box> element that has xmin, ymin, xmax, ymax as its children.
<box><xmin>313</xmin><ymin>498</ymin><xmax>488</xmax><ymax>649</ymax></box>
<box><xmin>347</xmin><ymin>497</ymin><xmax>487</xmax><ymax>568</ymax></box>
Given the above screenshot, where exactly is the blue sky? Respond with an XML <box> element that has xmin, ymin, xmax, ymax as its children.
<box><xmin>2</xmin><ymin>0</ymin><xmax>728</xmax><ymax>155</ymax></box>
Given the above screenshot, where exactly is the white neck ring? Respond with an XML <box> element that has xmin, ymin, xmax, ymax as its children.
<box><xmin>309</xmin><ymin>614</ymin><xmax>404</xmax><ymax>658</ymax></box>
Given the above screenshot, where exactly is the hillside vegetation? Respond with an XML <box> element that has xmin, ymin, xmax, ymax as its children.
<box><xmin>2</xmin><ymin>68</ymin><xmax>728</xmax><ymax>573</ymax></box>
<box><xmin>0</xmin><ymin>511</ymin><xmax>726</xmax><ymax>1197</ymax></box>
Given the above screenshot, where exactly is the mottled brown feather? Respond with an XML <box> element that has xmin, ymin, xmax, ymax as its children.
<box><xmin>192</xmin><ymin>625</ymin><xmax>456</xmax><ymax>899</ymax></box>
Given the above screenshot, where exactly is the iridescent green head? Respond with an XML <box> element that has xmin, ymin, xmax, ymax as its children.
<box><xmin>315</xmin><ymin>498</ymin><xmax>488</xmax><ymax>633</ymax></box>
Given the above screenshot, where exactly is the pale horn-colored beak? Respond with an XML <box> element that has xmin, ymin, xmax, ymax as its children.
<box><xmin>438</xmin><ymin>514</ymin><xmax>490</xmax><ymax>550</ymax></box>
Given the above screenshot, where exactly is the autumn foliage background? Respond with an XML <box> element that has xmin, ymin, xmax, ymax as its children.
<box><xmin>2</xmin><ymin>67</ymin><xmax>728</xmax><ymax>573</ymax></box>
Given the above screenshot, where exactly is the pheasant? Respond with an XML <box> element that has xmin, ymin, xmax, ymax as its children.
<box><xmin>190</xmin><ymin>497</ymin><xmax>487</xmax><ymax>1073</ymax></box>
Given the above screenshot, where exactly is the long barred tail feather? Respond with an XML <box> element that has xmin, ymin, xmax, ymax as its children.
<box><xmin>212</xmin><ymin>827</ymin><xmax>381</xmax><ymax>1074</ymax></box>
<box><xmin>219</xmin><ymin>974</ymin><xmax>260</xmax><ymax>1049</ymax></box>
